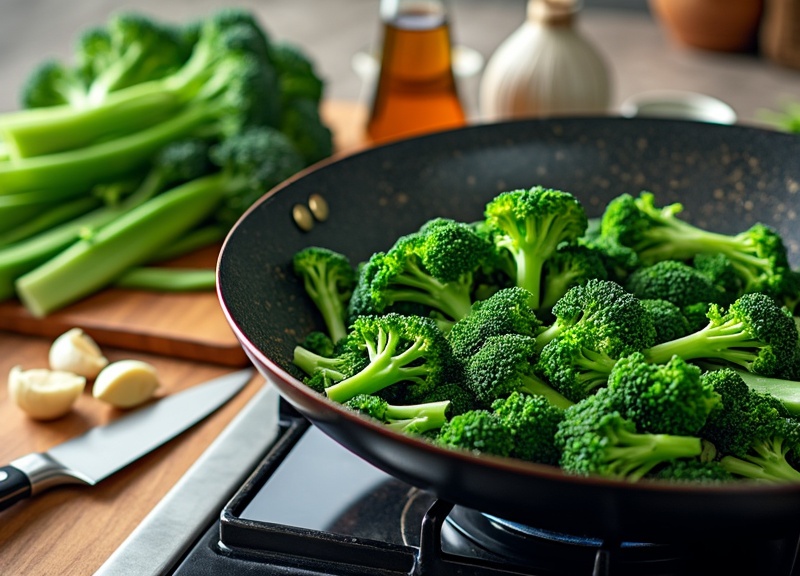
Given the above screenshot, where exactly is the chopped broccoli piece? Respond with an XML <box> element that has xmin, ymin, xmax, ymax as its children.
<box><xmin>640</xmin><ymin>299</ymin><xmax>691</xmax><ymax>345</ymax></box>
<box><xmin>436</xmin><ymin>409</ymin><xmax>515</xmax><ymax>457</ymax></box>
<box><xmin>556</xmin><ymin>388</ymin><xmax>703</xmax><ymax>481</ymax></box>
<box><xmin>535</xmin><ymin>279</ymin><xmax>656</xmax><ymax>357</ymax></box>
<box><xmin>539</xmin><ymin>243</ymin><xmax>607</xmax><ymax>311</ymax></box>
<box><xmin>606</xmin><ymin>352</ymin><xmax>720</xmax><ymax>436</ymax></box>
<box><xmin>625</xmin><ymin>260</ymin><xmax>724</xmax><ymax>309</ymax></box>
<box><xmin>464</xmin><ymin>333</ymin><xmax>573</xmax><ymax>410</ymax></box>
<box><xmin>644</xmin><ymin>292</ymin><xmax>799</xmax><ymax>378</ymax></box>
<box><xmin>692</xmin><ymin>252</ymin><xmax>745</xmax><ymax>306</ymax></box>
<box><xmin>600</xmin><ymin>192</ymin><xmax>794</xmax><ymax>300</ymax></box>
<box><xmin>348</xmin><ymin>218</ymin><xmax>496</xmax><ymax>323</ymax></box>
<box><xmin>322</xmin><ymin>313</ymin><xmax>458</xmax><ymax>404</ymax></box>
<box><xmin>484</xmin><ymin>186</ymin><xmax>588</xmax><ymax>309</ymax></box>
<box><xmin>536</xmin><ymin>327</ymin><xmax>627</xmax><ymax>403</ymax></box>
<box><xmin>447</xmin><ymin>287</ymin><xmax>542</xmax><ymax>362</ymax></box>
<box><xmin>344</xmin><ymin>394</ymin><xmax>450</xmax><ymax>435</ymax></box>
<box><xmin>293</xmin><ymin>247</ymin><xmax>357</xmax><ymax>344</ymax></box>
<box><xmin>491</xmin><ymin>392</ymin><xmax>564</xmax><ymax>465</ymax></box>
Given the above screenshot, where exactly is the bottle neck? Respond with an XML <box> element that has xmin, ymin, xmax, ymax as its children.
<box><xmin>380</xmin><ymin>0</ymin><xmax>449</xmax><ymax>22</ymax></box>
<box><xmin>527</xmin><ymin>0</ymin><xmax>579</xmax><ymax>26</ymax></box>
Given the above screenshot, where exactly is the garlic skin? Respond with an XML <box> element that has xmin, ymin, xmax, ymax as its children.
<box><xmin>479</xmin><ymin>0</ymin><xmax>611</xmax><ymax>121</ymax></box>
<box><xmin>8</xmin><ymin>365</ymin><xmax>86</xmax><ymax>421</ymax></box>
<box><xmin>49</xmin><ymin>328</ymin><xmax>108</xmax><ymax>379</ymax></box>
<box><xmin>93</xmin><ymin>360</ymin><xmax>160</xmax><ymax>409</ymax></box>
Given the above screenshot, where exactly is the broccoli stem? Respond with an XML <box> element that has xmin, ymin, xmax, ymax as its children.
<box><xmin>0</xmin><ymin>171</ymin><xmax>164</xmax><ymax>301</ymax></box>
<box><xmin>325</xmin><ymin>332</ymin><xmax>430</xmax><ymax>403</ymax></box>
<box><xmin>15</xmin><ymin>172</ymin><xmax>230</xmax><ymax>317</ymax></box>
<box><xmin>391</xmin><ymin>261</ymin><xmax>473</xmax><ymax>321</ymax></box>
<box><xmin>0</xmin><ymin>103</ymin><xmax>216</xmax><ymax>195</ymax></box>
<box><xmin>383</xmin><ymin>400</ymin><xmax>450</xmax><ymax>434</ymax></box>
<box><xmin>292</xmin><ymin>345</ymin><xmax>346</xmax><ymax>380</ymax></box>
<box><xmin>146</xmin><ymin>225</ymin><xmax>225</xmax><ymax>263</ymax></box>
<box><xmin>720</xmin><ymin>445</ymin><xmax>800</xmax><ymax>482</ymax></box>
<box><xmin>114</xmin><ymin>267</ymin><xmax>216</xmax><ymax>292</ymax></box>
<box><xmin>519</xmin><ymin>373</ymin><xmax>574</xmax><ymax>410</ymax></box>
<box><xmin>644</xmin><ymin>319</ymin><xmax>761</xmax><ymax>369</ymax></box>
<box><xmin>0</xmin><ymin>195</ymin><xmax>100</xmax><ymax>247</ymax></box>
<box><xmin>0</xmin><ymin>88</ymin><xmax>182</xmax><ymax>159</ymax></box>
<box><xmin>608</xmin><ymin>428</ymin><xmax>702</xmax><ymax>481</ymax></box>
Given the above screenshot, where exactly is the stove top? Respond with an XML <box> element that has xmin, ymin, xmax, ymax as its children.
<box><xmin>168</xmin><ymin>403</ymin><xmax>800</xmax><ymax>576</ymax></box>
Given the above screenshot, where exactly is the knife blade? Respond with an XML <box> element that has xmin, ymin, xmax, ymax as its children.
<box><xmin>0</xmin><ymin>367</ymin><xmax>254</xmax><ymax>511</ymax></box>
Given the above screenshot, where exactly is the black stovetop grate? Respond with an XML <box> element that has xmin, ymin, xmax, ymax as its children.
<box><xmin>172</xmin><ymin>413</ymin><xmax>800</xmax><ymax>576</ymax></box>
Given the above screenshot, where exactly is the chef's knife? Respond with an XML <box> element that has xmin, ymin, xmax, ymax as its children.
<box><xmin>0</xmin><ymin>367</ymin><xmax>254</xmax><ymax>511</ymax></box>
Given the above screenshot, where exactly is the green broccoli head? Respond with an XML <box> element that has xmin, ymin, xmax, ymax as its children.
<box><xmin>555</xmin><ymin>388</ymin><xmax>703</xmax><ymax>481</ymax></box>
<box><xmin>539</xmin><ymin>279</ymin><xmax>656</xmax><ymax>357</ymax></box>
<box><xmin>447</xmin><ymin>287</ymin><xmax>542</xmax><ymax>362</ymax></box>
<box><xmin>491</xmin><ymin>392</ymin><xmax>564</xmax><ymax>465</ymax></box>
<box><xmin>348</xmin><ymin>219</ymin><xmax>496</xmax><ymax>323</ymax></box>
<box><xmin>645</xmin><ymin>292</ymin><xmax>799</xmax><ymax>378</ymax></box>
<box><xmin>640</xmin><ymin>299</ymin><xmax>691</xmax><ymax>345</ymax></box>
<box><xmin>625</xmin><ymin>260</ymin><xmax>724</xmax><ymax>309</ymax></box>
<box><xmin>607</xmin><ymin>352</ymin><xmax>720</xmax><ymax>436</ymax></box>
<box><xmin>539</xmin><ymin>243</ymin><xmax>608</xmax><ymax>311</ymax></box>
<box><xmin>465</xmin><ymin>333</ymin><xmax>573</xmax><ymax>410</ymax></box>
<box><xmin>484</xmin><ymin>186</ymin><xmax>588</xmax><ymax>309</ymax></box>
<box><xmin>652</xmin><ymin>459</ymin><xmax>733</xmax><ymax>484</ymax></box>
<box><xmin>324</xmin><ymin>313</ymin><xmax>458</xmax><ymax>404</ymax></box>
<box><xmin>20</xmin><ymin>60</ymin><xmax>88</xmax><ymax>109</ymax></box>
<box><xmin>436</xmin><ymin>409</ymin><xmax>515</xmax><ymax>457</ymax></box>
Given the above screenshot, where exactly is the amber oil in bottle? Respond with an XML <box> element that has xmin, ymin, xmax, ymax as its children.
<box><xmin>366</xmin><ymin>0</ymin><xmax>466</xmax><ymax>144</ymax></box>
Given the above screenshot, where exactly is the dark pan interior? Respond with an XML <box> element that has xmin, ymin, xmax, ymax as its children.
<box><xmin>218</xmin><ymin>117</ymin><xmax>800</xmax><ymax>542</ymax></box>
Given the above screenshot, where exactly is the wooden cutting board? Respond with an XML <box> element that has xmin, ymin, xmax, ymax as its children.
<box><xmin>0</xmin><ymin>101</ymin><xmax>368</xmax><ymax>367</ymax></box>
<box><xmin>0</xmin><ymin>244</ymin><xmax>250</xmax><ymax>366</ymax></box>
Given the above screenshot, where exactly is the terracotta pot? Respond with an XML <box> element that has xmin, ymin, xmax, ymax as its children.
<box><xmin>649</xmin><ymin>0</ymin><xmax>763</xmax><ymax>52</ymax></box>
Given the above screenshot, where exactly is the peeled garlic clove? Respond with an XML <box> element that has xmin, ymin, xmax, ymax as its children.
<box><xmin>49</xmin><ymin>328</ymin><xmax>108</xmax><ymax>379</ymax></box>
<box><xmin>93</xmin><ymin>360</ymin><xmax>160</xmax><ymax>409</ymax></box>
<box><xmin>8</xmin><ymin>365</ymin><xmax>86</xmax><ymax>421</ymax></box>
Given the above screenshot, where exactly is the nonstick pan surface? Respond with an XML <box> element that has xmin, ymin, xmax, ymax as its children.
<box><xmin>218</xmin><ymin>117</ymin><xmax>800</xmax><ymax>542</ymax></box>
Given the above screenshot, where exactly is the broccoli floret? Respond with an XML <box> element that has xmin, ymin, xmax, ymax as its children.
<box><xmin>322</xmin><ymin>313</ymin><xmax>458</xmax><ymax>404</ymax></box>
<box><xmin>606</xmin><ymin>352</ymin><xmax>720</xmax><ymax>436</ymax></box>
<box><xmin>539</xmin><ymin>243</ymin><xmax>607</xmax><ymax>311</ymax></box>
<box><xmin>408</xmin><ymin>382</ymin><xmax>477</xmax><ymax>416</ymax></box>
<box><xmin>19</xmin><ymin>60</ymin><xmax>88</xmax><ymax>109</ymax></box>
<box><xmin>0</xmin><ymin>8</ymin><xmax>282</xmax><ymax>186</ymax></box>
<box><xmin>640</xmin><ymin>299</ymin><xmax>691</xmax><ymax>345</ymax></box>
<box><xmin>535</xmin><ymin>279</ymin><xmax>656</xmax><ymax>356</ymax></box>
<box><xmin>464</xmin><ymin>333</ymin><xmax>574</xmax><ymax>410</ymax></box>
<box><xmin>600</xmin><ymin>192</ymin><xmax>794</xmax><ymax>300</ymax></box>
<box><xmin>293</xmin><ymin>247</ymin><xmax>357</xmax><ymax>344</ymax></box>
<box><xmin>705</xmin><ymin>376</ymin><xmax>800</xmax><ymax>482</ymax></box>
<box><xmin>436</xmin><ymin>409</ymin><xmax>515</xmax><ymax>457</ymax></box>
<box><xmin>279</xmin><ymin>97</ymin><xmax>334</xmax><ymax>166</ymax></box>
<box><xmin>484</xmin><ymin>186</ymin><xmax>588</xmax><ymax>310</ymax></box>
<box><xmin>692</xmin><ymin>253</ymin><xmax>745</xmax><ymax>306</ymax></box>
<box><xmin>652</xmin><ymin>459</ymin><xmax>733</xmax><ymax>483</ymax></box>
<box><xmin>556</xmin><ymin>389</ymin><xmax>703</xmax><ymax>481</ymax></box>
<box><xmin>536</xmin><ymin>327</ymin><xmax>629</xmax><ymax>403</ymax></box>
<box><xmin>300</xmin><ymin>331</ymin><xmax>335</xmax><ymax>357</ymax></box>
<box><xmin>344</xmin><ymin>394</ymin><xmax>450</xmax><ymax>435</ymax></box>
<box><xmin>579</xmin><ymin>234</ymin><xmax>641</xmax><ymax>285</ymax></box>
<box><xmin>348</xmin><ymin>218</ymin><xmax>496</xmax><ymax>323</ymax></box>
<box><xmin>446</xmin><ymin>287</ymin><xmax>542</xmax><ymax>362</ymax></box>
<box><xmin>625</xmin><ymin>260</ymin><xmax>724</xmax><ymax>309</ymax></box>
<box><xmin>644</xmin><ymin>293</ymin><xmax>799</xmax><ymax>378</ymax></box>
<box><xmin>491</xmin><ymin>392</ymin><xmax>564</xmax><ymax>465</ymax></box>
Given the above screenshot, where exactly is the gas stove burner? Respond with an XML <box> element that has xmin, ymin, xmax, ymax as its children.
<box><xmin>443</xmin><ymin>505</ymin><xmax>681</xmax><ymax>576</ymax></box>
<box><xmin>443</xmin><ymin>505</ymin><xmax>800</xmax><ymax>576</ymax></box>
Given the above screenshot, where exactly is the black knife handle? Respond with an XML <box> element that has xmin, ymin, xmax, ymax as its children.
<box><xmin>0</xmin><ymin>465</ymin><xmax>32</xmax><ymax>511</ymax></box>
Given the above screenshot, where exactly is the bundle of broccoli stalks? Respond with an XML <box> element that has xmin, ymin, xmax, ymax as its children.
<box><xmin>0</xmin><ymin>9</ymin><xmax>332</xmax><ymax>317</ymax></box>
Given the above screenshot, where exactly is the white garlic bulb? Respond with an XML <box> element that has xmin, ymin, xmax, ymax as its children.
<box><xmin>479</xmin><ymin>0</ymin><xmax>611</xmax><ymax>121</ymax></box>
<box><xmin>8</xmin><ymin>365</ymin><xmax>86</xmax><ymax>420</ymax></box>
<box><xmin>92</xmin><ymin>360</ymin><xmax>160</xmax><ymax>409</ymax></box>
<box><xmin>49</xmin><ymin>327</ymin><xmax>108</xmax><ymax>379</ymax></box>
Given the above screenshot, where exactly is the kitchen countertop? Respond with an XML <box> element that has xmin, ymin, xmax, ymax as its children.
<box><xmin>1</xmin><ymin>2</ymin><xmax>800</xmax><ymax>575</ymax></box>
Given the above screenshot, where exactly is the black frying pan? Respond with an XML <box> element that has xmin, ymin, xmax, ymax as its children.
<box><xmin>217</xmin><ymin>117</ymin><xmax>800</xmax><ymax>543</ymax></box>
